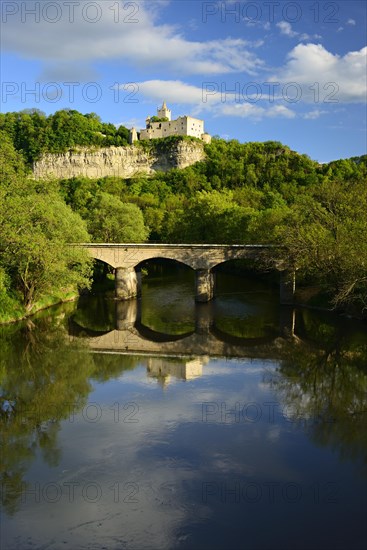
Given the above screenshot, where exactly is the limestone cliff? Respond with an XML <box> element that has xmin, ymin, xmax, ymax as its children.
<box><xmin>33</xmin><ymin>141</ymin><xmax>205</xmax><ymax>180</ymax></box>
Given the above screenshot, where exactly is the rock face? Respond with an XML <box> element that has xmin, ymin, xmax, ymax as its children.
<box><xmin>33</xmin><ymin>141</ymin><xmax>206</xmax><ymax>180</ymax></box>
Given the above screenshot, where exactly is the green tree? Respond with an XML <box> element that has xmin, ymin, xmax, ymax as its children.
<box><xmin>0</xmin><ymin>110</ymin><xmax>130</xmax><ymax>166</ymax></box>
<box><xmin>275</xmin><ymin>181</ymin><xmax>367</xmax><ymax>309</ymax></box>
<box><xmin>0</xmin><ymin>133</ymin><xmax>92</xmax><ymax>311</ymax></box>
<box><xmin>86</xmin><ymin>193</ymin><xmax>149</xmax><ymax>242</ymax></box>
<box><xmin>163</xmin><ymin>190</ymin><xmax>256</xmax><ymax>243</ymax></box>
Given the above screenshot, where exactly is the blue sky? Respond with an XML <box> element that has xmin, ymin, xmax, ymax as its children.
<box><xmin>1</xmin><ymin>0</ymin><xmax>366</xmax><ymax>162</ymax></box>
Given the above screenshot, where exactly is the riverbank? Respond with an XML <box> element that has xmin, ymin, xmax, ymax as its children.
<box><xmin>0</xmin><ymin>290</ymin><xmax>79</xmax><ymax>325</ymax></box>
<box><xmin>1</xmin><ymin>271</ymin><xmax>365</xmax><ymax>325</ymax></box>
<box><xmin>217</xmin><ymin>262</ymin><xmax>367</xmax><ymax>321</ymax></box>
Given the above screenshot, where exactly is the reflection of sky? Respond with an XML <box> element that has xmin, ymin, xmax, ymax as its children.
<box><xmin>3</xmin><ymin>356</ymin><xmax>366</xmax><ymax>550</ymax></box>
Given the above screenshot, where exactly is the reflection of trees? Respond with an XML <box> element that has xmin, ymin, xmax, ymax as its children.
<box><xmin>0</xmin><ymin>313</ymin><xmax>141</xmax><ymax>515</ymax></box>
<box><xmin>91</xmin><ymin>353</ymin><xmax>140</xmax><ymax>382</ymax></box>
<box><xmin>73</xmin><ymin>294</ymin><xmax>116</xmax><ymax>332</ymax></box>
<box><xmin>0</xmin><ymin>317</ymin><xmax>95</xmax><ymax>515</ymax></box>
<box><xmin>213</xmin><ymin>316</ymin><xmax>277</xmax><ymax>339</ymax></box>
<box><xmin>267</xmin><ymin>313</ymin><xmax>367</xmax><ymax>474</ymax></box>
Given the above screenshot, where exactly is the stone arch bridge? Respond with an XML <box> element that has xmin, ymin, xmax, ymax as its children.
<box><xmin>69</xmin><ymin>301</ymin><xmax>297</xmax><ymax>362</ymax></box>
<box><xmin>78</xmin><ymin>243</ymin><xmax>295</xmax><ymax>304</ymax></box>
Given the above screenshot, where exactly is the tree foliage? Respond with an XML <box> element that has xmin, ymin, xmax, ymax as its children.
<box><xmin>1</xmin><ymin>109</ymin><xmax>366</xmax><ymax>315</ymax></box>
<box><xmin>0</xmin><ymin>132</ymin><xmax>93</xmax><ymax>312</ymax></box>
<box><xmin>87</xmin><ymin>193</ymin><xmax>149</xmax><ymax>243</ymax></box>
<box><xmin>0</xmin><ymin>109</ymin><xmax>130</xmax><ymax>166</ymax></box>
<box><xmin>55</xmin><ymin>135</ymin><xmax>366</xmax><ymax>312</ymax></box>
<box><xmin>0</xmin><ymin>313</ymin><xmax>140</xmax><ymax>514</ymax></box>
<box><xmin>275</xmin><ymin>180</ymin><xmax>367</xmax><ymax>308</ymax></box>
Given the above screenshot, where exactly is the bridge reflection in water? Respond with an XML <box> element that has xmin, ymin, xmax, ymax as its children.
<box><xmin>69</xmin><ymin>300</ymin><xmax>296</xmax><ymax>383</ymax></box>
<box><xmin>146</xmin><ymin>356</ymin><xmax>207</xmax><ymax>386</ymax></box>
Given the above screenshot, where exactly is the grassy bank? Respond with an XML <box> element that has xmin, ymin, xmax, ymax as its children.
<box><xmin>1</xmin><ymin>273</ymin><xmax>365</xmax><ymax>326</ymax></box>
<box><xmin>0</xmin><ymin>289</ymin><xmax>80</xmax><ymax>325</ymax></box>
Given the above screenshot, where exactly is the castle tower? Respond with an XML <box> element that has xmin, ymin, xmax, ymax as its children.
<box><xmin>157</xmin><ymin>100</ymin><xmax>171</xmax><ymax>121</ymax></box>
<box><xmin>129</xmin><ymin>127</ymin><xmax>138</xmax><ymax>144</ymax></box>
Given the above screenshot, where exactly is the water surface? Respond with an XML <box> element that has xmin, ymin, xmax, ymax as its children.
<box><xmin>1</xmin><ymin>267</ymin><xmax>366</xmax><ymax>549</ymax></box>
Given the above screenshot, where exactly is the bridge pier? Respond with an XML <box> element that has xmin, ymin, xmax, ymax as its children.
<box><xmin>115</xmin><ymin>267</ymin><xmax>141</xmax><ymax>300</ymax></box>
<box><xmin>279</xmin><ymin>270</ymin><xmax>295</xmax><ymax>305</ymax></box>
<box><xmin>115</xmin><ymin>299</ymin><xmax>141</xmax><ymax>330</ymax></box>
<box><xmin>195</xmin><ymin>303</ymin><xmax>213</xmax><ymax>333</ymax></box>
<box><xmin>195</xmin><ymin>269</ymin><xmax>215</xmax><ymax>302</ymax></box>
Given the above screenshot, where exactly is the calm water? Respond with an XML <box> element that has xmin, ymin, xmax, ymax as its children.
<box><xmin>1</xmin><ymin>265</ymin><xmax>367</xmax><ymax>550</ymax></box>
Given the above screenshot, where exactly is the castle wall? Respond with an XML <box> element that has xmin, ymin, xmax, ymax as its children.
<box><xmin>135</xmin><ymin>102</ymin><xmax>210</xmax><ymax>143</ymax></box>
<box><xmin>184</xmin><ymin>116</ymin><xmax>204</xmax><ymax>139</ymax></box>
<box><xmin>140</xmin><ymin>116</ymin><xmax>205</xmax><ymax>141</ymax></box>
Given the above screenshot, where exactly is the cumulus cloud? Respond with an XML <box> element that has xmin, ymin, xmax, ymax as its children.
<box><xmin>128</xmin><ymin>44</ymin><xmax>367</xmax><ymax>123</ymax></box>
<box><xmin>276</xmin><ymin>21</ymin><xmax>298</xmax><ymax>38</ymax></box>
<box><xmin>133</xmin><ymin>80</ymin><xmax>204</xmax><ymax>105</ymax></box>
<box><xmin>266</xmin><ymin>105</ymin><xmax>296</xmax><ymax>118</ymax></box>
<box><xmin>276</xmin><ymin>21</ymin><xmax>321</xmax><ymax>42</ymax></box>
<box><xmin>126</xmin><ymin>79</ymin><xmax>297</xmax><ymax>120</ymax></box>
<box><xmin>273</xmin><ymin>43</ymin><xmax>367</xmax><ymax>103</ymax></box>
<box><xmin>1</xmin><ymin>0</ymin><xmax>263</xmax><ymax>79</ymax></box>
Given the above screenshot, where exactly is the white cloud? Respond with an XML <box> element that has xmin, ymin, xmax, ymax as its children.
<box><xmin>128</xmin><ymin>79</ymin><xmax>297</xmax><ymax>120</ymax></box>
<box><xmin>300</xmin><ymin>32</ymin><xmax>322</xmax><ymax>41</ymax></box>
<box><xmin>347</xmin><ymin>19</ymin><xmax>356</xmax><ymax>26</ymax></box>
<box><xmin>266</xmin><ymin>105</ymin><xmax>296</xmax><ymax>118</ymax></box>
<box><xmin>277</xmin><ymin>21</ymin><xmax>298</xmax><ymax>38</ymax></box>
<box><xmin>273</xmin><ymin>43</ymin><xmax>367</xmax><ymax>103</ymax></box>
<box><xmin>245</xmin><ymin>18</ymin><xmax>271</xmax><ymax>31</ymax></box>
<box><xmin>276</xmin><ymin>21</ymin><xmax>322</xmax><ymax>42</ymax></box>
<box><xmin>1</xmin><ymin>0</ymin><xmax>263</xmax><ymax>79</ymax></box>
<box><xmin>219</xmin><ymin>102</ymin><xmax>267</xmax><ymax>118</ymax></box>
<box><xmin>217</xmin><ymin>103</ymin><xmax>296</xmax><ymax>119</ymax></box>
<box><xmin>133</xmin><ymin>80</ymin><xmax>204</xmax><ymax>105</ymax></box>
<box><xmin>303</xmin><ymin>109</ymin><xmax>328</xmax><ymax>120</ymax></box>
<box><xmin>131</xmin><ymin>45</ymin><xmax>366</xmax><ymax>120</ymax></box>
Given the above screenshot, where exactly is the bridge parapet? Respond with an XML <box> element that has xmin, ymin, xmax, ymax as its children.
<box><xmin>78</xmin><ymin>243</ymin><xmax>273</xmax><ymax>270</ymax></box>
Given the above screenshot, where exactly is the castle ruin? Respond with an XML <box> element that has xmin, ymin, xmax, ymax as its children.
<box><xmin>129</xmin><ymin>101</ymin><xmax>211</xmax><ymax>144</ymax></box>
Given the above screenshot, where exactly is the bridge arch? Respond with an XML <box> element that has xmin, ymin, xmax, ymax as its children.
<box><xmin>69</xmin><ymin>310</ymin><xmax>294</xmax><ymax>354</ymax></box>
<box><xmin>78</xmin><ymin>244</ymin><xmax>295</xmax><ymax>305</ymax></box>
<box><xmin>136</xmin><ymin>256</ymin><xmax>195</xmax><ymax>272</ymax></box>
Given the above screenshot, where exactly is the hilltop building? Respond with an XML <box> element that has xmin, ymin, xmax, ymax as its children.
<box><xmin>129</xmin><ymin>101</ymin><xmax>211</xmax><ymax>144</ymax></box>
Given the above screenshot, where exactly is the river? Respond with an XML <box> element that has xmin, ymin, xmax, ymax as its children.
<box><xmin>1</xmin><ymin>263</ymin><xmax>367</xmax><ymax>550</ymax></box>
